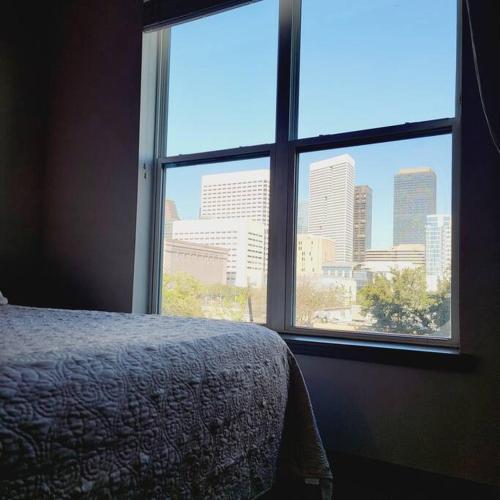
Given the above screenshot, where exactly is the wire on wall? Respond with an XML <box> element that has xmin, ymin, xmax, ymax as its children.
<box><xmin>465</xmin><ymin>0</ymin><xmax>500</xmax><ymax>155</ymax></box>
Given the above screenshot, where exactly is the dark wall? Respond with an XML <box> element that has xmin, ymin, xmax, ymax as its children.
<box><xmin>42</xmin><ymin>0</ymin><xmax>143</xmax><ymax>311</ymax></box>
<box><xmin>0</xmin><ymin>5</ymin><xmax>53</xmax><ymax>304</ymax></box>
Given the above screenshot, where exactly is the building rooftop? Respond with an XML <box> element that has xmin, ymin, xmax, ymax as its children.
<box><xmin>201</xmin><ymin>169</ymin><xmax>269</xmax><ymax>184</ymax></box>
<box><xmin>310</xmin><ymin>154</ymin><xmax>355</xmax><ymax>171</ymax></box>
<box><xmin>396</xmin><ymin>167</ymin><xmax>435</xmax><ymax>175</ymax></box>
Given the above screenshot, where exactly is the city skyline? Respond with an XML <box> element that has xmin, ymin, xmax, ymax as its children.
<box><xmin>163</xmin><ymin>155</ymin><xmax>451</xmax><ymax>332</ymax></box>
<box><xmin>165</xmin><ymin>135</ymin><xmax>452</xmax><ymax>251</ymax></box>
<box><xmin>165</xmin><ymin>153</ymin><xmax>451</xmax><ymax>261</ymax></box>
<box><xmin>167</xmin><ymin>161</ymin><xmax>443</xmax><ymax>267</ymax></box>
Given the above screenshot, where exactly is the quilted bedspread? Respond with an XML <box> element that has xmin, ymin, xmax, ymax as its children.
<box><xmin>0</xmin><ymin>306</ymin><xmax>332</xmax><ymax>499</ymax></box>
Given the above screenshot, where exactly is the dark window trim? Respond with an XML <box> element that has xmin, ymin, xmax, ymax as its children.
<box><xmin>282</xmin><ymin>334</ymin><xmax>477</xmax><ymax>372</ymax></box>
<box><xmin>292</xmin><ymin>118</ymin><xmax>454</xmax><ymax>153</ymax></box>
<box><xmin>144</xmin><ymin>0</ymin><xmax>259</xmax><ymax>32</ymax></box>
<box><xmin>159</xmin><ymin>143</ymin><xmax>274</xmax><ymax>168</ymax></box>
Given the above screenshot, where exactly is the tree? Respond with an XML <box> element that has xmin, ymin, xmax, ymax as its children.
<box><xmin>203</xmin><ymin>283</ymin><xmax>249</xmax><ymax>321</ymax></box>
<box><xmin>162</xmin><ymin>273</ymin><xmax>204</xmax><ymax>317</ymax></box>
<box><xmin>295</xmin><ymin>277</ymin><xmax>346</xmax><ymax>327</ymax></box>
<box><xmin>162</xmin><ymin>274</ymin><xmax>269</xmax><ymax>323</ymax></box>
<box><xmin>357</xmin><ymin>267</ymin><xmax>450</xmax><ymax>335</ymax></box>
<box><xmin>247</xmin><ymin>285</ymin><xmax>267</xmax><ymax>324</ymax></box>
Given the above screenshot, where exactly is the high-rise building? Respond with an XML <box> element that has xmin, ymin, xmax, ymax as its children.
<box><xmin>353</xmin><ymin>185</ymin><xmax>372</xmax><ymax>263</ymax></box>
<box><xmin>172</xmin><ymin>218</ymin><xmax>267</xmax><ymax>288</ymax></box>
<box><xmin>425</xmin><ymin>214</ymin><xmax>452</xmax><ymax>291</ymax></box>
<box><xmin>297</xmin><ymin>201</ymin><xmax>309</xmax><ymax>234</ymax></box>
<box><xmin>200</xmin><ymin>169</ymin><xmax>269</xmax><ymax>227</ymax></box>
<box><xmin>296</xmin><ymin>234</ymin><xmax>335</xmax><ymax>276</ymax></box>
<box><xmin>200</xmin><ymin>169</ymin><xmax>269</xmax><ymax>274</ymax></box>
<box><xmin>393</xmin><ymin>167</ymin><xmax>436</xmax><ymax>245</ymax></box>
<box><xmin>308</xmin><ymin>154</ymin><xmax>355</xmax><ymax>263</ymax></box>
<box><xmin>164</xmin><ymin>199</ymin><xmax>180</xmax><ymax>239</ymax></box>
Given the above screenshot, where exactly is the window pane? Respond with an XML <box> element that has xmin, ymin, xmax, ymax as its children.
<box><xmin>162</xmin><ymin>158</ymin><xmax>269</xmax><ymax>323</ymax></box>
<box><xmin>294</xmin><ymin>135</ymin><xmax>452</xmax><ymax>337</ymax></box>
<box><xmin>166</xmin><ymin>1</ymin><xmax>278</xmax><ymax>155</ymax></box>
<box><xmin>298</xmin><ymin>0</ymin><xmax>457</xmax><ymax>137</ymax></box>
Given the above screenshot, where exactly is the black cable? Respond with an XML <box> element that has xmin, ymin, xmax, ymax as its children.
<box><xmin>465</xmin><ymin>0</ymin><xmax>500</xmax><ymax>155</ymax></box>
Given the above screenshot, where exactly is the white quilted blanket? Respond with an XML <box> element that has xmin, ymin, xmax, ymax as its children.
<box><xmin>0</xmin><ymin>306</ymin><xmax>332</xmax><ymax>499</ymax></box>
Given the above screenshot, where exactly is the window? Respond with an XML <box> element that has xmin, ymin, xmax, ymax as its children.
<box><xmin>294</xmin><ymin>135</ymin><xmax>453</xmax><ymax>338</ymax></box>
<box><xmin>161</xmin><ymin>158</ymin><xmax>270</xmax><ymax>323</ymax></box>
<box><xmin>144</xmin><ymin>0</ymin><xmax>459</xmax><ymax>347</ymax></box>
<box><xmin>298</xmin><ymin>0</ymin><xmax>457</xmax><ymax>137</ymax></box>
<box><xmin>165</xmin><ymin>0</ymin><xmax>279</xmax><ymax>155</ymax></box>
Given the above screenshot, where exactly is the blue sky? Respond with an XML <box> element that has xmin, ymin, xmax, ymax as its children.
<box><xmin>164</xmin><ymin>0</ymin><xmax>456</xmax><ymax>249</ymax></box>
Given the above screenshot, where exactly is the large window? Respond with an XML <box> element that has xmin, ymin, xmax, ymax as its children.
<box><xmin>145</xmin><ymin>0</ymin><xmax>459</xmax><ymax>347</ymax></box>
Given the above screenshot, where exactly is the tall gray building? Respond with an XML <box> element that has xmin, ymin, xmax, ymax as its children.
<box><xmin>393</xmin><ymin>167</ymin><xmax>436</xmax><ymax>245</ymax></box>
<box><xmin>353</xmin><ymin>185</ymin><xmax>372</xmax><ymax>263</ymax></box>
<box><xmin>308</xmin><ymin>154</ymin><xmax>355</xmax><ymax>263</ymax></box>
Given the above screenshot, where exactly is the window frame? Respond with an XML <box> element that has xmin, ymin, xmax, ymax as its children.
<box><xmin>151</xmin><ymin>144</ymin><xmax>274</xmax><ymax>315</ymax></box>
<box><xmin>146</xmin><ymin>0</ymin><xmax>462</xmax><ymax>349</ymax></box>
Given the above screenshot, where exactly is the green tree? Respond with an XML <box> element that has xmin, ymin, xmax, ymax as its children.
<box><xmin>162</xmin><ymin>273</ymin><xmax>204</xmax><ymax>317</ymax></box>
<box><xmin>358</xmin><ymin>267</ymin><xmax>450</xmax><ymax>335</ymax></box>
<box><xmin>295</xmin><ymin>277</ymin><xmax>346</xmax><ymax>327</ymax></box>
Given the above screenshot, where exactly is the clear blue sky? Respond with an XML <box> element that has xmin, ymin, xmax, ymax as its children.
<box><xmin>164</xmin><ymin>0</ymin><xmax>457</xmax><ymax>249</ymax></box>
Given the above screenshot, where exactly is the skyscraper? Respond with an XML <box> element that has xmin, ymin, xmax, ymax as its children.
<box><xmin>425</xmin><ymin>214</ymin><xmax>452</xmax><ymax>291</ymax></box>
<box><xmin>353</xmin><ymin>185</ymin><xmax>372</xmax><ymax>263</ymax></box>
<box><xmin>200</xmin><ymin>169</ymin><xmax>269</xmax><ymax>227</ymax></box>
<box><xmin>199</xmin><ymin>169</ymin><xmax>270</xmax><ymax>275</ymax></box>
<box><xmin>164</xmin><ymin>199</ymin><xmax>180</xmax><ymax>239</ymax></box>
<box><xmin>308</xmin><ymin>154</ymin><xmax>355</xmax><ymax>263</ymax></box>
<box><xmin>297</xmin><ymin>201</ymin><xmax>309</xmax><ymax>234</ymax></box>
<box><xmin>393</xmin><ymin>167</ymin><xmax>436</xmax><ymax>245</ymax></box>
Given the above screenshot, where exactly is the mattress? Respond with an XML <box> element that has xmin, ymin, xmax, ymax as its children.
<box><xmin>0</xmin><ymin>305</ymin><xmax>332</xmax><ymax>499</ymax></box>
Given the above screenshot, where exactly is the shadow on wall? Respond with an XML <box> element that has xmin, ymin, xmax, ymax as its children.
<box><xmin>0</xmin><ymin>260</ymin><xmax>89</xmax><ymax>311</ymax></box>
<box><xmin>34</xmin><ymin>260</ymin><xmax>123</xmax><ymax>312</ymax></box>
<box><xmin>304</xmin><ymin>360</ymin><xmax>378</xmax><ymax>457</ymax></box>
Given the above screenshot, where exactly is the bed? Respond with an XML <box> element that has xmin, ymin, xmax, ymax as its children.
<box><xmin>0</xmin><ymin>305</ymin><xmax>332</xmax><ymax>499</ymax></box>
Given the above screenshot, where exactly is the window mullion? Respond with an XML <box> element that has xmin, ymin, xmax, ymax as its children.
<box><xmin>266</xmin><ymin>0</ymin><xmax>301</xmax><ymax>331</ymax></box>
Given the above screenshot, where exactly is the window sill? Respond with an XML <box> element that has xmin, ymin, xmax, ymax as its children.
<box><xmin>281</xmin><ymin>333</ymin><xmax>477</xmax><ymax>371</ymax></box>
